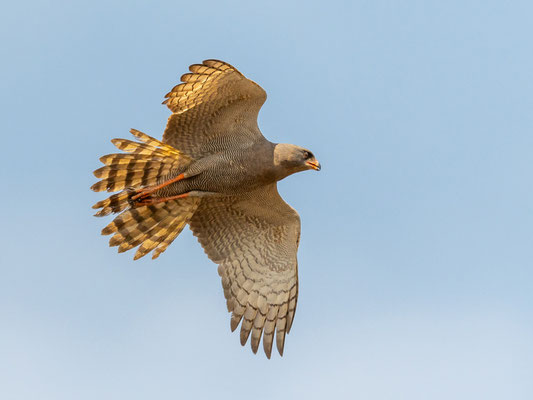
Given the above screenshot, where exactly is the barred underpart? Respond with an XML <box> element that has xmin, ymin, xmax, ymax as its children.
<box><xmin>189</xmin><ymin>184</ymin><xmax>301</xmax><ymax>358</ymax></box>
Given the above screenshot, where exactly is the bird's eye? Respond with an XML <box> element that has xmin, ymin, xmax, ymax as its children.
<box><xmin>303</xmin><ymin>151</ymin><xmax>311</xmax><ymax>159</ymax></box>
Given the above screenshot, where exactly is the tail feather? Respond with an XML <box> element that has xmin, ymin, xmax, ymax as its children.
<box><xmin>91</xmin><ymin>168</ymin><xmax>169</xmax><ymax>192</ymax></box>
<box><xmin>107</xmin><ymin>205</ymin><xmax>171</xmax><ymax>249</ymax></box>
<box><xmin>92</xmin><ymin>191</ymin><xmax>132</xmax><ymax>217</ymax></box>
<box><xmin>91</xmin><ymin>129</ymin><xmax>199</xmax><ymax>259</ymax></box>
<box><xmin>91</xmin><ymin>131</ymin><xmax>189</xmax><ymax>193</ymax></box>
<box><xmin>103</xmin><ymin>199</ymin><xmax>199</xmax><ymax>259</ymax></box>
<box><xmin>151</xmin><ymin>212</ymin><xmax>195</xmax><ymax>259</ymax></box>
<box><xmin>99</xmin><ymin>153</ymin><xmax>173</xmax><ymax>166</ymax></box>
<box><xmin>129</xmin><ymin>128</ymin><xmax>184</xmax><ymax>155</ymax></box>
<box><xmin>110</xmin><ymin>138</ymin><xmax>173</xmax><ymax>157</ymax></box>
<box><xmin>101</xmin><ymin>205</ymin><xmax>146</xmax><ymax>234</ymax></box>
<box><xmin>133</xmin><ymin>203</ymin><xmax>194</xmax><ymax>260</ymax></box>
<box><xmin>93</xmin><ymin>161</ymin><xmax>169</xmax><ymax>177</ymax></box>
<box><xmin>110</xmin><ymin>130</ymin><xmax>189</xmax><ymax>158</ymax></box>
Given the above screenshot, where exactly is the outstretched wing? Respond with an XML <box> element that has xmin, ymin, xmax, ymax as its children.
<box><xmin>189</xmin><ymin>184</ymin><xmax>300</xmax><ymax>358</ymax></box>
<box><xmin>162</xmin><ymin>59</ymin><xmax>267</xmax><ymax>158</ymax></box>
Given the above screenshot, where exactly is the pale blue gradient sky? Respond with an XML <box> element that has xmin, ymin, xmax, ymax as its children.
<box><xmin>1</xmin><ymin>1</ymin><xmax>532</xmax><ymax>399</ymax></box>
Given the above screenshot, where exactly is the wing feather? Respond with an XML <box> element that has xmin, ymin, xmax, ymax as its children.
<box><xmin>189</xmin><ymin>184</ymin><xmax>300</xmax><ymax>358</ymax></box>
<box><xmin>162</xmin><ymin>59</ymin><xmax>267</xmax><ymax>158</ymax></box>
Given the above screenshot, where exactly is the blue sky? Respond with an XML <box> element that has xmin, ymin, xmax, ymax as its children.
<box><xmin>1</xmin><ymin>0</ymin><xmax>532</xmax><ymax>399</ymax></box>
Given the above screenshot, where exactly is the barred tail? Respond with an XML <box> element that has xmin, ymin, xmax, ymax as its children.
<box><xmin>91</xmin><ymin>129</ymin><xmax>199</xmax><ymax>259</ymax></box>
<box><xmin>101</xmin><ymin>198</ymin><xmax>199</xmax><ymax>260</ymax></box>
<box><xmin>91</xmin><ymin>129</ymin><xmax>191</xmax><ymax>193</ymax></box>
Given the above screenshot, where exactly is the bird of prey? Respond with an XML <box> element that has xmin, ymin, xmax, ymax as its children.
<box><xmin>91</xmin><ymin>59</ymin><xmax>320</xmax><ymax>358</ymax></box>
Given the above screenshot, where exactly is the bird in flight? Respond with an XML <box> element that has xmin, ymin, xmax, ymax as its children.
<box><xmin>91</xmin><ymin>59</ymin><xmax>320</xmax><ymax>358</ymax></box>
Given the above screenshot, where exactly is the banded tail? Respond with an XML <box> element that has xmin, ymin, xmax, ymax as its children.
<box><xmin>91</xmin><ymin>129</ymin><xmax>199</xmax><ymax>260</ymax></box>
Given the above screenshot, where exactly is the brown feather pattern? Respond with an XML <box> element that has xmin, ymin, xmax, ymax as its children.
<box><xmin>92</xmin><ymin>129</ymin><xmax>199</xmax><ymax>259</ymax></box>
<box><xmin>92</xmin><ymin>60</ymin><xmax>305</xmax><ymax>358</ymax></box>
<box><xmin>162</xmin><ymin>59</ymin><xmax>267</xmax><ymax>158</ymax></box>
<box><xmin>189</xmin><ymin>184</ymin><xmax>300</xmax><ymax>358</ymax></box>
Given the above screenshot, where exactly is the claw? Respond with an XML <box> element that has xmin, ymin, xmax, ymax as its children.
<box><xmin>130</xmin><ymin>188</ymin><xmax>152</xmax><ymax>202</ymax></box>
<box><xmin>129</xmin><ymin>191</ymin><xmax>190</xmax><ymax>207</ymax></box>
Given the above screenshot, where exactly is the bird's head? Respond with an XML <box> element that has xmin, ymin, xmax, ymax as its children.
<box><xmin>273</xmin><ymin>144</ymin><xmax>321</xmax><ymax>177</ymax></box>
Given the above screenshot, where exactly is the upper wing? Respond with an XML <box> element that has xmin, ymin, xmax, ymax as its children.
<box><xmin>162</xmin><ymin>59</ymin><xmax>267</xmax><ymax>158</ymax></box>
<box><xmin>189</xmin><ymin>184</ymin><xmax>300</xmax><ymax>358</ymax></box>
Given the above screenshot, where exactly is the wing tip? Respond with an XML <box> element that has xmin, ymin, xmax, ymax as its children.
<box><xmin>202</xmin><ymin>59</ymin><xmax>237</xmax><ymax>72</ymax></box>
<box><xmin>240</xmin><ymin>328</ymin><xmax>251</xmax><ymax>346</ymax></box>
<box><xmin>265</xmin><ymin>349</ymin><xmax>272</xmax><ymax>359</ymax></box>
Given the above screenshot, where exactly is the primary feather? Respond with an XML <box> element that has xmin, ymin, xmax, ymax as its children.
<box><xmin>91</xmin><ymin>59</ymin><xmax>319</xmax><ymax>358</ymax></box>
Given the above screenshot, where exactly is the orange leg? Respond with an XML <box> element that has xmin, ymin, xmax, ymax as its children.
<box><xmin>133</xmin><ymin>192</ymin><xmax>190</xmax><ymax>207</ymax></box>
<box><xmin>130</xmin><ymin>173</ymin><xmax>186</xmax><ymax>201</ymax></box>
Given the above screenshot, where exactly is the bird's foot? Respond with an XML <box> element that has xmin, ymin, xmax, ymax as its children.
<box><xmin>129</xmin><ymin>191</ymin><xmax>190</xmax><ymax>207</ymax></box>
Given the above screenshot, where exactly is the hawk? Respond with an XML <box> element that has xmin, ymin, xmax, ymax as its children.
<box><xmin>91</xmin><ymin>60</ymin><xmax>320</xmax><ymax>358</ymax></box>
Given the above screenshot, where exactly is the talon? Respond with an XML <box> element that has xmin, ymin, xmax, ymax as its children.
<box><xmin>131</xmin><ymin>190</ymin><xmax>152</xmax><ymax>202</ymax></box>
<box><xmin>129</xmin><ymin>190</ymin><xmax>191</xmax><ymax>207</ymax></box>
<box><xmin>129</xmin><ymin>189</ymin><xmax>152</xmax><ymax>207</ymax></box>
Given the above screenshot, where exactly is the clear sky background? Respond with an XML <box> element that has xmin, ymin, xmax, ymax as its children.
<box><xmin>1</xmin><ymin>1</ymin><xmax>532</xmax><ymax>399</ymax></box>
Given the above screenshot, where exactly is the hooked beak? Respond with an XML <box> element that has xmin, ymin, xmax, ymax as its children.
<box><xmin>306</xmin><ymin>159</ymin><xmax>321</xmax><ymax>171</ymax></box>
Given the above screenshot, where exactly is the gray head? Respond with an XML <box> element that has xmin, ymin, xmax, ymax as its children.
<box><xmin>273</xmin><ymin>143</ymin><xmax>321</xmax><ymax>178</ymax></box>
